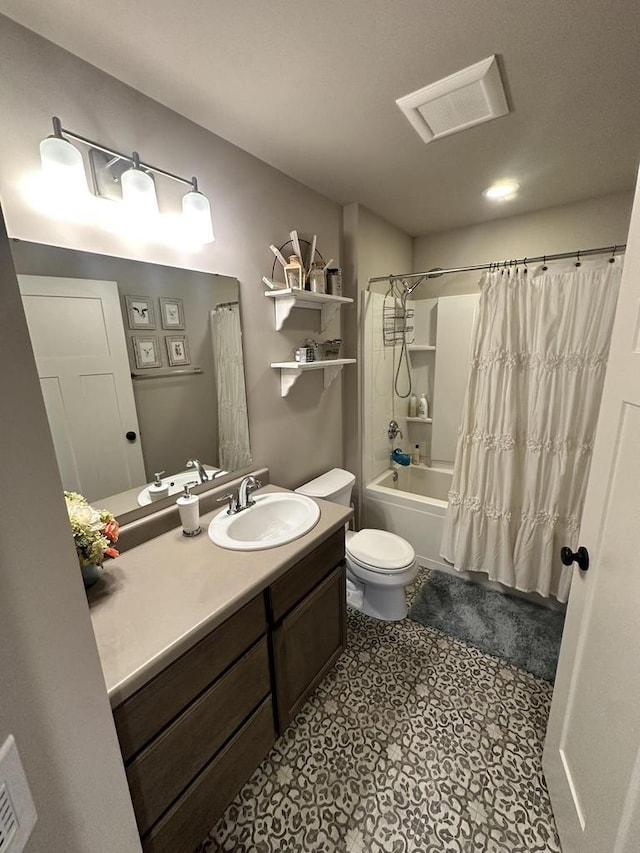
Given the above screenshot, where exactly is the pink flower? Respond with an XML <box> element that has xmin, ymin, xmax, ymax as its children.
<box><xmin>103</xmin><ymin>519</ymin><xmax>120</xmax><ymax>543</ymax></box>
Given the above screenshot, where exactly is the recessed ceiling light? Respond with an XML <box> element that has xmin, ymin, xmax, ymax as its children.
<box><xmin>483</xmin><ymin>181</ymin><xmax>520</xmax><ymax>201</ymax></box>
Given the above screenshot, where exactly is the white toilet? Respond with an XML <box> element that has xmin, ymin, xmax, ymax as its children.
<box><xmin>296</xmin><ymin>469</ymin><xmax>418</xmax><ymax>621</ymax></box>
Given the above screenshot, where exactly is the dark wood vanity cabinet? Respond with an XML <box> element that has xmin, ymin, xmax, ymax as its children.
<box><xmin>113</xmin><ymin>594</ymin><xmax>275</xmax><ymax>853</ymax></box>
<box><xmin>112</xmin><ymin>526</ymin><xmax>346</xmax><ymax>851</ymax></box>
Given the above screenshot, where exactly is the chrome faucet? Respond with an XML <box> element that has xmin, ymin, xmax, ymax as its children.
<box><xmin>238</xmin><ymin>475</ymin><xmax>262</xmax><ymax>510</ymax></box>
<box><xmin>387</xmin><ymin>419</ymin><xmax>403</xmax><ymax>441</ymax></box>
<box><xmin>185</xmin><ymin>458</ymin><xmax>210</xmax><ymax>484</ymax></box>
<box><xmin>217</xmin><ymin>475</ymin><xmax>263</xmax><ymax>516</ymax></box>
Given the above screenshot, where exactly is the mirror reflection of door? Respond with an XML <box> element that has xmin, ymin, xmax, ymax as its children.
<box><xmin>18</xmin><ymin>275</ymin><xmax>145</xmax><ymax>502</ymax></box>
<box><xmin>12</xmin><ymin>242</ymin><xmax>252</xmax><ymax>516</ymax></box>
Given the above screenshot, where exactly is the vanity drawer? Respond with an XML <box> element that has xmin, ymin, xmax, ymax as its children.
<box><xmin>141</xmin><ymin>697</ymin><xmax>276</xmax><ymax>853</ymax></box>
<box><xmin>114</xmin><ymin>594</ymin><xmax>267</xmax><ymax>762</ymax></box>
<box><xmin>268</xmin><ymin>526</ymin><xmax>344</xmax><ymax>622</ymax></box>
<box><xmin>127</xmin><ymin>636</ymin><xmax>271</xmax><ymax>836</ymax></box>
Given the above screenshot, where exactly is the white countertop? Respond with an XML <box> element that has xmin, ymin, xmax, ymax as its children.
<box><xmin>87</xmin><ymin>486</ymin><xmax>351</xmax><ymax>707</ymax></box>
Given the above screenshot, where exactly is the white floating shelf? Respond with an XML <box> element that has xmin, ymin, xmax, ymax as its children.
<box><xmin>270</xmin><ymin>358</ymin><xmax>356</xmax><ymax>397</ymax></box>
<box><xmin>265</xmin><ymin>288</ymin><xmax>353</xmax><ymax>332</ymax></box>
<box><xmin>407</xmin><ymin>345</ymin><xmax>436</xmax><ymax>351</ymax></box>
<box><xmin>404</xmin><ymin>416</ymin><xmax>433</xmax><ymax>424</ymax></box>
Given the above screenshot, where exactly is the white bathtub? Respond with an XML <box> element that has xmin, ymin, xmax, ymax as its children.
<box><xmin>365</xmin><ymin>466</ymin><xmax>453</xmax><ymax>571</ymax></box>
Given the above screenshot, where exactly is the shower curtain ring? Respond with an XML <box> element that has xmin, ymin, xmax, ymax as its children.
<box><xmin>575</xmin><ymin>250</ymin><xmax>581</xmax><ymax>267</ymax></box>
<box><xmin>523</xmin><ymin>257</ymin><xmax>528</xmax><ymax>274</ymax></box>
<box><xmin>609</xmin><ymin>245</ymin><xmax>617</xmax><ymax>263</ymax></box>
<box><xmin>542</xmin><ymin>255</ymin><xmax>548</xmax><ymax>271</ymax></box>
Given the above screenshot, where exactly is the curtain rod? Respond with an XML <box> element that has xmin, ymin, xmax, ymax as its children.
<box><xmin>367</xmin><ymin>243</ymin><xmax>626</xmax><ymax>293</ymax></box>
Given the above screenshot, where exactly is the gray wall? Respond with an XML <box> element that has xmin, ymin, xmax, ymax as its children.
<box><xmin>342</xmin><ymin>203</ymin><xmax>413</xmax><ymax>517</ymax></box>
<box><xmin>413</xmin><ymin>191</ymin><xmax>633</xmax><ymax>298</ymax></box>
<box><xmin>11</xmin><ymin>240</ymin><xmax>241</xmax><ymax>479</ymax></box>
<box><xmin>0</xmin><ymin>15</ymin><xmax>344</xmax><ymax>492</ymax></box>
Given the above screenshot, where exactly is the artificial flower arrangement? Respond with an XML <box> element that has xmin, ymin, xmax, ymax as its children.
<box><xmin>64</xmin><ymin>491</ymin><xmax>120</xmax><ymax>569</ymax></box>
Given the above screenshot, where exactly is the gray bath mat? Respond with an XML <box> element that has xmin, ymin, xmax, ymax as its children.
<box><xmin>408</xmin><ymin>570</ymin><xmax>565</xmax><ymax>681</ymax></box>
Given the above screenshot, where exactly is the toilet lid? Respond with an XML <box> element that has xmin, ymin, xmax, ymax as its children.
<box><xmin>347</xmin><ymin>529</ymin><xmax>415</xmax><ymax>570</ymax></box>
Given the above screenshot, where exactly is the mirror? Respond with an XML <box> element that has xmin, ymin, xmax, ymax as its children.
<box><xmin>11</xmin><ymin>240</ymin><xmax>252</xmax><ymax>521</ymax></box>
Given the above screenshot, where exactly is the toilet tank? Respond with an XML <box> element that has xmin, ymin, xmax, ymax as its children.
<box><xmin>295</xmin><ymin>468</ymin><xmax>356</xmax><ymax>506</ymax></box>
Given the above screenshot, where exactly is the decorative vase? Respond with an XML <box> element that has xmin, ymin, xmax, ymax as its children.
<box><xmin>81</xmin><ymin>562</ymin><xmax>100</xmax><ymax>589</ymax></box>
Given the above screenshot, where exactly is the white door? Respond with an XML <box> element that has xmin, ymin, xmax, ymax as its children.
<box><xmin>18</xmin><ymin>276</ymin><xmax>145</xmax><ymax>502</ymax></box>
<box><xmin>543</xmin><ymin>171</ymin><xmax>640</xmax><ymax>852</ymax></box>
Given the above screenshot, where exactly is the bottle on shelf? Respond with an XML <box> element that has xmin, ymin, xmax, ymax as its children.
<box><xmin>418</xmin><ymin>392</ymin><xmax>429</xmax><ymax>420</ymax></box>
<box><xmin>309</xmin><ymin>261</ymin><xmax>326</xmax><ymax>293</ymax></box>
<box><xmin>412</xmin><ymin>444</ymin><xmax>420</xmax><ymax>465</ymax></box>
<box><xmin>408</xmin><ymin>393</ymin><xmax>417</xmax><ymax>418</ymax></box>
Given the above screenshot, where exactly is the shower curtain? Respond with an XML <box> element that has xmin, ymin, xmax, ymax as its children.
<box><xmin>210</xmin><ymin>303</ymin><xmax>251</xmax><ymax>471</ymax></box>
<box><xmin>440</xmin><ymin>259</ymin><xmax>622</xmax><ymax>602</ymax></box>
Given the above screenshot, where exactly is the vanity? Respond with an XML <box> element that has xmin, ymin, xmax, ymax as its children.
<box><xmin>88</xmin><ymin>481</ymin><xmax>350</xmax><ymax>853</ymax></box>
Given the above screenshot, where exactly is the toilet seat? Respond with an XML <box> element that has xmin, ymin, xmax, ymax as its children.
<box><xmin>346</xmin><ymin>529</ymin><xmax>415</xmax><ymax>574</ymax></box>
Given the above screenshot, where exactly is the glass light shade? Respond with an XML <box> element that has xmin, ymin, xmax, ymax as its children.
<box><xmin>182</xmin><ymin>190</ymin><xmax>214</xmax><ymax>243</ymax></box>
<box><xmin>120</xmin><ymin>166</ymin><xmax>159</xmax><ymax>215</ymax></box>
<box><xmin>483</xmin><ymin>181</ymin><xmax>519</xmax><ymax>201</ymax></box>
<box><xmin>39</xmin><ymin>135</ymin><xmax>88</xmax><ymax>196</ymax></box>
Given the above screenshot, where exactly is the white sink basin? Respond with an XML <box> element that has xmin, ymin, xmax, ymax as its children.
<box><xmin>208</xmin><ymin>492</ymin><xmax>320</xmax><ymax>551</ymax></box>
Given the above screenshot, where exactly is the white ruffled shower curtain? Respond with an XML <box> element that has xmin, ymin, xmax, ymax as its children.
<box><xmin>440</xmin><ymin>259</ymin><xmax>622</xmax><ymax>602</ymax></box>
<box><xmin>211</xmin><ymin>303</ymin><xmax>251</xmax><ymax>472</ymax></box>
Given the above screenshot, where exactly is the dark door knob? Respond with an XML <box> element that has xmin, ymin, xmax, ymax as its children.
<box><xmin>561</xmin><ymin>546</ymin><xmax>589</xmax><ymax>571</ymax></box>
<box><xmin>125</xmin><ymin>431</ymin><xmax>137</xmax><ymax>442</ymax></box>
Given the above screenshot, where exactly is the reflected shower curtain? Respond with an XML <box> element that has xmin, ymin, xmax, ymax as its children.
<box><xmin>440</xmin><ymin>260</ymin><xmax>622</xmax><ymax>602</ymax></box>
<box><xmin>211</xmin><ymin>303</ymin><xmax>251</xmax><ymax>471</ymax></box>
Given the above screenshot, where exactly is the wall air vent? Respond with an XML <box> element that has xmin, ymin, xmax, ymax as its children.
<box><xmin>396</xmin><ymin>55</ymin><xmax>509</xmax><ymax>144</ymax></box>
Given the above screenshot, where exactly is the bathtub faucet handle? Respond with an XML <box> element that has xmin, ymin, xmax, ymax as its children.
<box><xmin>387</xmin><ymin>419</ymin><xmax>403</xmax><ymax>441</ymax></box>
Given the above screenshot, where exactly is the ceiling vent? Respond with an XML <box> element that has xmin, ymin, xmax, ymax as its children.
<box><xmin>396</xmin><ymin>55</ymin><xmax>509</xmax><ymax>144</ymax></box>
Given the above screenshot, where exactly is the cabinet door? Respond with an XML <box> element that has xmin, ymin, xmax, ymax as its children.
<box><xmin>273</xmin><ymin>562</ymin><xmax>346</xmax><ymax>732</ymax></box>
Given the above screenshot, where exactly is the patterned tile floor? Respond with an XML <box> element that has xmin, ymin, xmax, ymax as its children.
<box><xmin>197</xmin><ymin>569</ymin><xmax>562</xmax><ymax>853</ymax></box>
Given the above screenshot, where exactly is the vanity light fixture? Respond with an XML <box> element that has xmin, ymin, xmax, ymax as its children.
<box><xmin>182</xmin><ymin>177</ymin><xmax>215</xmax><ymax>245</ymax></box>
<box><xmin>120</xmin><ymin>151</ymin><xmax>159</xmax><ymax>216</ymax></box>
<box><xmin>483</xmin><ymin>180</ymin><xmax>520</xmax><ymax>201</ymax></box>
<box><xmin>38</xmin><ymin>117</ymin><xmax>215</xmax><ymax>243</ymax></box>
<box><xmin>39</xmin><ymin>116</ymin><xmax>89</xmax><ymax>198</ymax></box>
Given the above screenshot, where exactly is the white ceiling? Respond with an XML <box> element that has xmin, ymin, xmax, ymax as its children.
<box><xmin>1</xmin><ymin>0</ymin><xmax>639</xmax><ymax>236</ymax></box>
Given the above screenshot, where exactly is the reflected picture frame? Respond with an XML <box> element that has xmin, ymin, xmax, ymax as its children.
<box><xmin>132</xmin><ymin>336</ymin><xmax>162</xmax><ymax>369</ymax></box>
<box><xmin>160</xmin><ymin>296</ymin><xmax>185</xmax><ymax>330</ymax></box>
<box><xmin>166</xmin><ymin>335</ymin><xmax>190</xmax><ymax>366</ymax></box>
<box><xmin>125</xmin><ymin>294</ymin><xmax>156</xmax><ymax>329</ymax></box>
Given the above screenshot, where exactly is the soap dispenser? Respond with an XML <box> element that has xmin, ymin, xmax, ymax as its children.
<box><xmin>148</xmin><ymin>471</ymin><xmax>169</xmax><ymax>502</ymax></box>
<box><xmin>177</xmin><ymin>481</ymin><xmax>201</xmax><ymax>537</ymax></box>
